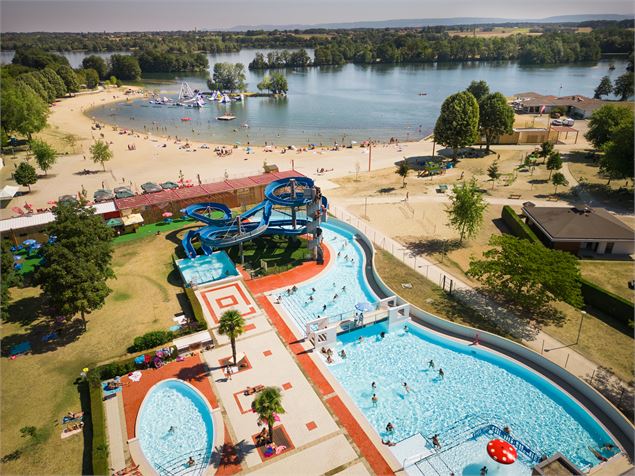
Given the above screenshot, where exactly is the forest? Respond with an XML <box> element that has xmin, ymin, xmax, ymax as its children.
<box><xmin>1</xmin><ymin>21</ymin><xmax>633</xmax><ymax>69</ymax></box>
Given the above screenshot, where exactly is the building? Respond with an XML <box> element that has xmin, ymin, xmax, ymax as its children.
<box><xmin>495</xmin><ymin>127</ymin><xmax>559</xmax><ymax>145</ymax></box>
<box><xmin>522</xmin><ymin>202</ymin><xmax>635</xmax><ymax>258</ymax></box>
<box><xmin>512</xmin><ymin>92</ymin><xmax>608</xmax><ymax>119</ymax></box>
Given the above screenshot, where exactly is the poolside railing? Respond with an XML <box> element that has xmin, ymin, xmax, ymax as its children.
<box><xmin>151</xmin><ymin>447</ymin><xmax>213</xmax><ymax>476</ymax></box>
<box><xmin>472</xmin><ymin>424</ymin><xmax>542</xmax><ymax>463</ymax></box>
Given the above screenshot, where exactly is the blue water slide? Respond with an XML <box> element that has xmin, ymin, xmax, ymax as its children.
<box><xmin>182</xmin><ymin>230</ymin><xmax>198</xmax><ymax>259</ymax></box>
<box><xmin>264</xmin><ymin>177</ymin><xmax>315</xmax><ymax>207</ymax></box>
<box><xmin>198</xmin><ymin>200</ymin><xmax>273</xmax><ymax>248</ymax></box>
<box><xmin>180</xmin><ymin>203</ymin><xmax>232</xmax><ymax>225</ymax></box>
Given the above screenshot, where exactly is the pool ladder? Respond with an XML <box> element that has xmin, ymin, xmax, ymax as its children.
<box><xmin>152</xmin><ymin>448</ymin><xmax>212</xmax><ymax>476</ymax></box>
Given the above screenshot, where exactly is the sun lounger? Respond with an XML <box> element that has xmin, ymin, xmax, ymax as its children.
<box><xmin>244</xmin><ymin>384</ymin><xmax>265</xmax><ymax>396</ymax></box>
<box><xmin>401</xmin><ymin>283</ymin><xmax>413</xmax><ymax>289</ymax></box>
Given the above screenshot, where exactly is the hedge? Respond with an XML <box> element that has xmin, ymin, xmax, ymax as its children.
<box><xmin>501</xmin><ymin>205</ymin><xmax>541</xmax><ymax>244</ymax></box>
<box><xmin>580</xmin><ymin>277</ymin><xmax>635</xmax><ymax>325</ymax></box>
<box><xmin>87</xmin><ymin>374</ymin><xmax>109</xmax><ymax>476</ymax></box>
<box><xmin>128</xmin><ymin>330</ymin><xmax>174</xmax><ymax>353</ymax></box>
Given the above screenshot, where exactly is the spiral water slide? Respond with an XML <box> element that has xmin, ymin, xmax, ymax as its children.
<box><xmin>181</xmin><ymin>177</ymin><xmax>324</xmax><ymax>258</ymax></box>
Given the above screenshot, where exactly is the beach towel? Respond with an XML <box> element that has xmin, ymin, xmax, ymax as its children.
<box><xmin>10</xmin><ymin>341</ymin><xmax>31</xmax><ymax>356</ymax></box>
<box><xmin>102</xmin><ymin>383</ymin><xmax>122</xmax><ymax>398</ymax></box>
<box><xmin>41</xmin><ymin>332</ymin><xmax>58</xmax><ymax>342</ymax></box>
<box><xmin>129</xmin><ymin>371</ymin><xmax>142</xmax><ymax>382</ymax></box>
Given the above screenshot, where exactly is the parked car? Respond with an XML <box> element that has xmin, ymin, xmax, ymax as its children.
<box><xmin>551</xmin><ymin>119</ymin><xmax>563</xmax><ymax>126</ymax></box>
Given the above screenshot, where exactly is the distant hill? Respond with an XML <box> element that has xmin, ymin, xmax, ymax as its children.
<box><xmin>226</xmin><ymin>14</ymin><xmax>633</xmax><ymax>31</ymax></box>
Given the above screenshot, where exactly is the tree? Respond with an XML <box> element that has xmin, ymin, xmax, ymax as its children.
<box><xmin>14</xmin><ymin>162</ymin><xmax>38</xmax><ymax>191</ymax></box>
<box><xmin>12</xmin><ymin>47</ymin><xmax>69</xmax><ymax>69</ymax></box>
<box><xmin>257</xmin><ymin>75</ymin><xmax>272</xmax><ymax>93</ymax></box>
<box><xmin>30</xmin><ymin>139</ymin><xmax>57</xmax><ymax>175</ymax></box>
<box><xmin>251</xmin><ymin>387</ymin><xmax>285</xmax><ymax>443</ymax></box>
<box><xmin>600</xmin><ymin>114</ymin><xmax>634</xmax><ymax>183</ymax></box>
<box><xmin>90</xmin><ymin>139</ymin><xmax>113</xmax><ymax>171</ymax></box>
<box><xmin>218</xmin><ymin>310</ymin><xmax>245</xmax><ymax>365</ymax></box>
<box><xmin>478</xmin><ymin>92</ymin><xmax>514</xmax><ymax>153</ymax></box>
<box><xmin>467</xmin><ymin>234</ymin><xmax>583</xmax><ymax>310</ymax></box>
<box><xmin>37</xmin><ymin>201</ymin><xmax>114</xmax><ymax>328</ymax></box>
<box><xmin>395</xmin><ymin>160</ymin><xmax>410</xmax><ymax>187</ymax></box>
<box><xmin>83</xmin><ymin>68</ymin><xmax>100</xmax><ymax>89</ymax></box>
<box><xmin>584</xmin><ymin>105</ymin><xmax>632</xmax><ymax>150</ymax></box>
<box><xmin>0</xmin><ymin>83</ymin><xmax>49</xmax><ymax>139</ymax></box>
<box><xmin>466</xmin><ymin>80</ymin><xmax>490</xmax><ymax>102</ymax></box>
<box><xmin>545</xmin><ymin>151</ymin><xmax>563</xmax><ymax>179</ymax></box>
<box><xmin>487</xmin><ymin>160</ymin><xmax>500</xmax><ymax>189</ymax></box>
<box><xmin>269</xmin><ymin>72</ymin><xmax>288</xmax><ymax>94</ymax></box>
<box><xmin>109</xmin><ymin>54</ymin><xmax>141</xmax><ymax>80</ymax></box>
<box><xmin>40</xmin><ymin>68</ymin><xmax>67</xmax><ymax>97</ymax></box>
<box><xmin>551</xmin><ymin>172</ymin><xmax>568</xmax><ymax>193</ymax></box>
<box><xmin>446</xmin><ymin>179</ymin><xmax>488</xmax><ymax>243</ymax></box>
<box><xmin>1</xmin><ymin>240</ymin><xmax>20</xmax><ymax>321</ymax></box>
<box><xmin>434</xmin><ymin>91</ymin><xmax>480</xmax><ymax>159</ymax></box>
<box><xmin>613</xmin><ymin>72</ymin><xmax>634</xmax><ymax>101</ymax></box>
<box><xmin>594</xmin><ymin>75</ymin><xmax>613</xmax><ymax>99</ymax></box>
<box><xmin>55</xmin><ymin>65</ymin><xmax>80</xmax><ymax>93</ymax></box>
<box><xmin>207</xmin><ymin>62</ymin><xmax>246</xmax><ymax>92</ymax></box>
<box><xmin>82</xmin><ymin>55</ymin><xmax>108</xmax><ymax>79</ymax></box>
<box><xmin>16</xmin><ymin>72</ymin><xmax>53</xmax><ymax>102</ymax></box>
<box><xmin>538</xmin><ymin>141</ymin><xmax>554</xmax><ymax>164</ymax></box>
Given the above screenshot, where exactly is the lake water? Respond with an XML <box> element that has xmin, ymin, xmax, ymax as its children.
<box><xmin>2</xmin><ymin>50</ymin><xmax>628</xmax><ymax>145</ymax></box>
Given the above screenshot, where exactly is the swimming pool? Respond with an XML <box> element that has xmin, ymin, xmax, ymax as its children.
<box><xmin>137</xmin><ymin>379</ymin><xmax>214</xmax><ymax>475</ymax></box>
<box><xmin>329</xmin><ymin>322</ymin><xmax>617</xmax><ymax>474</ymax></box>
<box><xmin>277</xmin><ymin>220</ymin><xmax>377</xmax><ymax>331</ymax></box>
<box><xmin>176</xmin><ymin>250</ymin><xmax>239</xmax><ymax>286</ymax></box>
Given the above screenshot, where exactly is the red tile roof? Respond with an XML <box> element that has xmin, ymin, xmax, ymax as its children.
<box><xmin>225</xmin><ymin>177</ymin><xmax>256</xmax><ymax>189</ymax></box>
<box><xmin>174</xmin><ymin>185</ymin><xmax>210</xmax><ymax>200</ymax></box>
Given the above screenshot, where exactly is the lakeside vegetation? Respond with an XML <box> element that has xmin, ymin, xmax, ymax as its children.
<box><xmin>2</xmin><ymin>20</ymin><xmax>633</xmax><ymax>69</ymax></box>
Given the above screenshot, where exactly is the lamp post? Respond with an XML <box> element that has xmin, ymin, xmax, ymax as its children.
<box><xmin>575</xmin><ymin>310</ymin><xmax>587</xmax><ymax>345</ymax></box>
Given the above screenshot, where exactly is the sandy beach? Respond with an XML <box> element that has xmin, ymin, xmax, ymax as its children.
<box><xmin>0</xmin><ymin>86</ymin><xmax>440</xmax><ymax>217</ymax></box>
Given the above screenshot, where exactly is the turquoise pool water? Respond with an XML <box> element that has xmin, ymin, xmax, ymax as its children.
<box><xmin>137</xmin><ymin>380</ymin><xmax>214</xmax><ymax>475</ymax></box>
<box><xmin>329</xmin><ymin>322</ymin><xmax>616</xmax><ymax>474</ymax></box>
<box><xmin>176</xmin><ymin>251</ymin><xmax>238</xmax><ymax>286</ymax></box>
<box><xmin>278</xmin><ymin>220</ymin><xmax>377</xmax><ymax>331</ymax></box>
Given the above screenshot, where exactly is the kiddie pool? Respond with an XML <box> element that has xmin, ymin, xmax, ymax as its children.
<box><xmin>136</xmin><ymin>379</ymin><xmax>215</xmax><ymax>475</ymax></box>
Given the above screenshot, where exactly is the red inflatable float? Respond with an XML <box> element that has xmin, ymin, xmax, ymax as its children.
<box><xmin>487</xmin><ymin>439</ymin><xmax>518</xmax><ymax>464</ymax></box>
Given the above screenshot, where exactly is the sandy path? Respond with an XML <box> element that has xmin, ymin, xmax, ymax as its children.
<box><xmin>0</xmin><ymin>87</ymin><xmax>435</xmax><ymax>217</ymax></box>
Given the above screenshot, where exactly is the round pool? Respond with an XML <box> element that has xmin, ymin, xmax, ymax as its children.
<box><xmin>136</xmin><ymin>379</ymin><xmax>214</xmax><ymax>475</ymax></box>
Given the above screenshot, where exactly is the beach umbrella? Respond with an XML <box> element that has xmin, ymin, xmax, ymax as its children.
<box><xmin>162</xmin><ymin>212</ymin><xmax>173</xmax><ymax>218</ymax></box>
<box><xmin>22</xmin><ymin>239</ymin><xmax>37</xmax><ymax>247</ymax></box>
<box><xmin>160</xmin><ymin>181</ymin><xmax>179</xmax><ymax>190</ymax></box>
<box><xmin>487</xmin><ymin>439</ymin><xmax>517</xmax><ymax>465</ymax></box>
<box><xmin>355</xmin><ymin>302</ymin><xmax>374</xmax><ymax>312</ymax></box>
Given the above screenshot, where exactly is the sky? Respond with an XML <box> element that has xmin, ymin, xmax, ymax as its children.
<box><xmin>1</xmin><ymin>0</ymin><xmax>633</xmax><ymax>32</ymax></box>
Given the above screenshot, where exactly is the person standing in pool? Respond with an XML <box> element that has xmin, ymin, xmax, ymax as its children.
<box><xmin>322</xmin><ymin>304</ymin><xmax>327</xmax><ymax>312</ymax></box>
<box><xmin>371</xmin><ymin>381</ymin><xmax>377</xmax><ymax>390</ymax></box>
<box><xmin>403</xmin><ymin>382</ymin><xmax>410</xmax><ymax>393</ymax></box>
<box><xmin>438</xmin><ymin>368</ymin><xmax>444</xmax><ymax>379</ymax></box>
<box><xmin>428</xmin><ymin>359</ymin><xmax>435</xmax><ymax>369</ymax></box>
<box><xmin>386</xmin><ymin>422</ymin><xmax>394</xmax><ymax>432</ymax></box>
<box><xmin>372</xmin><ymin>394</ymin><xmax>378</xmax><ymax>406</ymax></box>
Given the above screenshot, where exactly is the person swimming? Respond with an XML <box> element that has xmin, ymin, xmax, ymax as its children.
<box><xmin>432</xmin><ymin>434</ymin><xmax>441</xmax><ymax>448</ymax></box>
<box><xmin>386</xmin><ymin>422</ymin><xmax>395</xmax><ymax>432</ymax></box>
<box><xmin>403</xmin><ymin>382</ymin><xmax>410</xmax><ymax>393</ymax></box>
<box><xmin>380</xmin><ymin>331</ymin><xmax>386</xmax><ymax>339</ymax></box>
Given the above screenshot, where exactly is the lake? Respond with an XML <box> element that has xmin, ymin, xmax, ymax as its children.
<box><xmin>2</xmin><ymin>49</ymin><xmax>628</xmax><ymax>145</ymax></box>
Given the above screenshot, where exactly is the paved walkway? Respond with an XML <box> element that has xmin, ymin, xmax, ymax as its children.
<box><xmin>327</xmin><ymin>201</ymin><xmax>606</xmax><ymax>386</ymax></box>
<box><xmin>104</xmin><ymin>395</ymin><xmax>126</xmax><ymax>472</ymax></box>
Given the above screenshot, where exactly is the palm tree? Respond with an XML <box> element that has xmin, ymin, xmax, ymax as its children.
<box><xmin>251</xmin><ymin>386</ymin><xmax>285</xmax><ymax>443</ymax></box>
<box><xmin>218</xmin><ymin>310</ymin><xmax>245</xmax><ymax>365</ymax></box>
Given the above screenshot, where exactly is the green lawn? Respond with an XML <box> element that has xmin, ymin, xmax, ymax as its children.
<box><xmin>225</xmin><ymin>235</ymin><xmax>309</xmax><ymax>275</ymax></box>
<box><xmin>579</xmin><ymin>260</ymin><xmax>635</xmax><ymax>303</ymax></box>
<box><xmin>0</xmin><ymin>228</ymin><xmax>191</xmax><ymax>475</ymax></box>
<box><xmin>374</xmin><ymin>250</ymin><xmax>517</xmax><ymax>340</ymax></box>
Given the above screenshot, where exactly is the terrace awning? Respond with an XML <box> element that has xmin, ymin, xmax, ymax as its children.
<box><xmin>0</xmin><ymin>185</ymin><xmax>19</xmax><ymax>200</ymax></box>
<box><xmin>121</xmin><ymin>213</ymin><xmax>144</xmax><ymax>226</ymax></box>
<box><xmin>106</xmin><ymin>218</ymin><xmax>124</xmax><ymax>227</ymax></box>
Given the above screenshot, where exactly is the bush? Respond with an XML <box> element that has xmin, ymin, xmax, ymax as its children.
<box><xmin>128</xmin><ymin>330</ymin><xmax>174</xmax><ymax>353</ymax></box>
<box><xmin>87</xmin><ymin>376</ymin><xmax>108</xmax><ymax>475</ymax></box>
<box><xmin>579</xmin><ymin>277</ymin><xmax>634</xmax><ymax>325</ymax></box>
<box><xmin>501</xmin><ymin>206</ymin><xmax>541</xmax><ymax>243</ymax></box>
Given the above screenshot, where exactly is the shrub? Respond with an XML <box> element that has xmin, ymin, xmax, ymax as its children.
<box><xmin>501</xmin><ymin>206</ymin><xmax>541</xmax><ymax>243</ymax></box>
<box><xmin>128</xmin><ymin>330</ymin><xmax>174</xmax><ymax>353</ymax></box>
<box><xmin>87</xmin><ymin>375</ymin><xmax>108</xmax><ymax>475</ymax></box>
<box><xmin>184</xmin><ymin>286</ymin><xmax>207</xmax><ymax>329</ymax></box>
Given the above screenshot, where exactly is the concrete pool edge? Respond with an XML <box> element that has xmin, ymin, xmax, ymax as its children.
<box><xmin>350</xmin><ymin>218</ymin><xmax>635</xmax><ymax>462</ymax></box>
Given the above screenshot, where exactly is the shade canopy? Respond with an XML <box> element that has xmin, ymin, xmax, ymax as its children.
<box><xmin>106</xmin><ymin>218</ymin><xmax>124</xmax><ymax>227</ymax></box>
<box><xmin>93</xmin><ymin>189</ymin><xmax>114</xmax><ymax>202</ymax></box>
<box><xmin>160</xmin><ymin>181</ymin><xmax>179</xmax><ymax>190</ymax></box>
<box><xmin>114</xmin><ymin>187</ymin><xmax>134</xmax><ymax>199</ymax></box>
<box><xmin>141</xmin><ymin>182</ymin><xmax>162</xmax><ymax>193</ymax></box>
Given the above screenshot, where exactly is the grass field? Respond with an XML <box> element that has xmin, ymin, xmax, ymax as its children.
<box><xmin>579</xmin><ymin>260</ymin><xmax>635</xmax><ymax>303</ymax></box>
<box><xmin>225</xmin><ymin>235</ymin><xmax>309</xmax><ymax>274</ymax></box>
<box><xmin>0</xmin><ymin>226</ymin><xmax>191</xmax><ymax>475</ymax></box>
